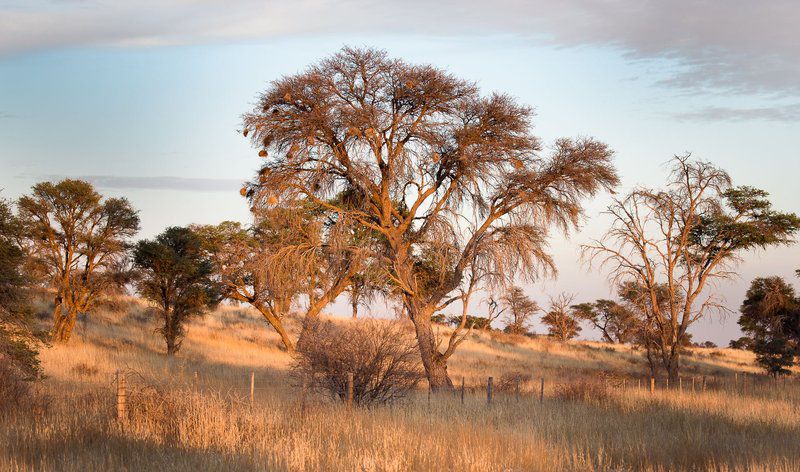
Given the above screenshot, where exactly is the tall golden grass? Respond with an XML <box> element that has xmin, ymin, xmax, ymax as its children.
<box><xmin>1</xmin><ymin>299</ymin><xmax>798</xmax><ymax>471</ymax></box>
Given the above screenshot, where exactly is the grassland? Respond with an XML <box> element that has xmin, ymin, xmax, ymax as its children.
<box><xmin>2</xmin><ymin>298</ymin><xmax>798</xmax><ymax>471</ymax></box>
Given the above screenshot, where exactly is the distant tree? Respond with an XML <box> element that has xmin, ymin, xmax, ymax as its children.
<box><xmin>729</xmin><ymin>336</ymin><xmax>752</xmax><ymax>350</ymax></box>
<box><xmin>700</xmin><ymin>341</ymin><xmax>717</xmax><ymax>349</ymax></box>
<box><xmin>585</xmin><ymin>155</ymin><xmax>800</xmax><ymax>382</ymax></box>
<box><xmin>571</xmin><ymin>299</ymin><xmax>637</xmax><ymax>344</ymax></box>
<box><xmin>242</xmin><ymin>47</ymin><xmax>618</xmax><ymax>389</ymax></box>
<box><xmin>446</xmin><ymin>314</ymin><xmax>492</xmax><ymax>331</ymax></box>
<box><xmin>17</xmin><ymin>180</ymin><xmax>139</xmax><ymax>342</ymax></box>
<box><xmin>738</xmin><ymin>276</ymin><xmax>800</xmax><ymax>377</ymax></box>
<box><xmin>133</xmin><ymin>227</ymin><xmax>220</xmax><ymax>355</ymax></box>
<box><xmin>501</xmin><ymin>286</ymin><xmax>539</xmax><ymax>335</ymax></box>
<box><xmin>542</xmin><ymin>293</ymin><xmax>581</xmax><ymax>341</ymax></box>
<box><xmin>0</xmin><ymin>198</ymin><xmax>45</xmax><ymax>382</ymax></box>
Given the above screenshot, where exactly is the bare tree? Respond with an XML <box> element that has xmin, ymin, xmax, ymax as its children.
<box><xmin>584</xmin><ymin>155</ymin><xmax>800</xmax><ymax>381</ymax></box>
<box><xmin>542</xmin><ymin>293</ymin><xmax>581</xmax><ymax>341</ymax></box>
<box><xmin>242</xmin><ymin>48</ymin><xmax>618</xmax><ymax>389</ymax></box>
<box><xmin>17</xmin><ymin>180</ymin><xmax>139</xmax><ymax>342</ymax></box>
<box><xmin>500</xmin><ymin>285</ymin><xmax>540</xmax><ymax>335</ymax></box>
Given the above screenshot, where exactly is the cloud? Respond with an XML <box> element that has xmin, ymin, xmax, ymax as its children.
<box><xmin>2</xmin><ymin>1</ymin><xmax>799</xmax><ymax>98</ymax></box>
<box><xmin>674</xmin><ymin>103</ymin><xmax>800</xmax><ymax>122</ymax></box>
<box><xmin>75</xmin><ymin>175</ymin><xmax>242</xmax><ymax>193</ymax></box>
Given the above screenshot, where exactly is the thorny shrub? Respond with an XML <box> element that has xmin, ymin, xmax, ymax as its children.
<box><xmin>294</xmin><ymin>318</ymin><xmax>424</xmax><ymax>406</ymax></box>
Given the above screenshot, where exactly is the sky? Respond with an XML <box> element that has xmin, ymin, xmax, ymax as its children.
<box><xmin>1</xmin><ymin>1</ymin><xmax>799</xmax><ymax>344</ymax></box>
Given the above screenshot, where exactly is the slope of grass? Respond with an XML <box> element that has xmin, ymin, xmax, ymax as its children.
<box><xmin>2</xmin><ymin>299</ymin><xmax>798</xmax><ymax>471</ymax></box>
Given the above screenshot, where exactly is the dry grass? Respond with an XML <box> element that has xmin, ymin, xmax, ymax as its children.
<box><xmin>1</xmin><ymin>299</ymin><xmax>799</xmax><ymax>471</ymax></box>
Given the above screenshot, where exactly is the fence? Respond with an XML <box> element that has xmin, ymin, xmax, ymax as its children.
<box><xmin>112</xmin><ymin>368</ymin><xmax>797</xmax><ymax>424</ymax></box>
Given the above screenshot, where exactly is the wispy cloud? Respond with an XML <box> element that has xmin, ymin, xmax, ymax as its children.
<box><xmin>674</xmin><ymin>103</ymin><xmax>800</xmax><ymax>123</ymax></box>
<box><xmin>2</xmin><ymin>1</ymin><xmax>799</xmax><ymax>98</ymax></box>
<box><xmin>74</xmin><ymin>175</ymin><xmax>242</xmax><ymax>193</ymax></box>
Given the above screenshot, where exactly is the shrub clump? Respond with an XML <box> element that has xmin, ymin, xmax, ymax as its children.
<box><xmin>553</xmin><ymin>379</ymin><xmax>610</xmax><ymax>404</ymax></box>
<box><xmin>294</xmin><ymin>319</ymin><xmax>424</xmax><ymax>406</ymax></box>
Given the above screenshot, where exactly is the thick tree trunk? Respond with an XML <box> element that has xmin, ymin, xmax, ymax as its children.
<box><xmin>52</xmin><ymin>304</ymin><xmax>78</xmax><ymax>342</ymax></box>
<box><xmin>407</xmin><ymin>302</ymin><xmax>453</xmax><ymax>391</ymax></box>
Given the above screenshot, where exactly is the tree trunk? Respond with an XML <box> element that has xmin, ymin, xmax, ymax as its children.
<box><xmin>253</xmin><ymin>301</ymin><xmax>294</xmax><ymax>352</ymax></box>
<box><xmin>52</xmin><ymin>304</ymin><xmax>78</xmax><ymax>342</ymax></box>
<box><xmin>351</xmin><ymin>297</ymin><xmax>358</xmax><ymax>319</ymax></box>
<box><xmin>407</xmin><ymin>302</ymin><xmax>453</xmax><ymax>391</ymax></box>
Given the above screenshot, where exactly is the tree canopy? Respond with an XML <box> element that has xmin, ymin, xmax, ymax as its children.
<box><xmin>242</xmin><ymin>47</ymin><xmax>618</xmax><ymax>389</ymax></box>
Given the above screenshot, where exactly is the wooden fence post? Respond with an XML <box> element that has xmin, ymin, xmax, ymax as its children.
<box><xmin>515</xmin><ymin>376</ymin><xmax>520</xmax><ymax>402</ymax></box>
<box><xmin>679</xmin><ymin>377</ymin><xmax>682</xmax><ymax>393</ymax></box>
<box><xmin>116</xmin><ymin>370</ymin><xmax>127</xmax><ymax>423</ymax></box>
<box><xmin>461</xmin><ymin>377</ymin><xmax>465</xmax><ymax>405</ymax></box>
<box><xmin>487</xmin><ymin>377</ymin><xmax>493</xmax><ymax>405</ymax></box>
<box><xmin>638</xmin><ymin>378</ymin><xmax>641</xmax><ymax>391</ymax></box>
<box><xmin>346</xmin><ymin>372</ymin><xmax>354</xmax><ymax>409</ymax></box>
<box><xmin>702</xmin><ymin>375</ymin><xmax>706</xmax><ymax>392</ymax></box>
<box><xmin>250</xmin><ymin>371</ymin><xmax>255</xmax><ymax>404</ymax></box>
<box><xmin>539</xmin><ymin>377</ymin><xmax>544</xmax><ymax>404</ymax></box>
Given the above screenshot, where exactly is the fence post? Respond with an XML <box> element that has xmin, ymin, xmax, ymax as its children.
<box><xmin>539</xmin><ymin>377</ymin><xmax>544</xmax><ymax>404</ymax></box>
<box><xmin>116</xmin><ymin>370</ymin><xmax>127</xmax><ymax>424</ymax></box>
<box><xmin>679</xmin><ymin>377</ymin><xmax>682</xmax><ymax>393</ymax></box>
<box><xmin>250</xmin><ymin>371</ymin><xmax>255</xmax><ymax>405</ymax></box>
<box><xmin>515</xmin><ymin>376</ymin><xmax>520</xmax><ymax>402</ymax></box>
<box><xmin>650</xmin><ymin>377</ymin><xmax>655</xmax><ymax>394</ymax></box>
<box><xmin>487</xmin><ymin>377</ymin><xmax>493</xmax><ymax>405</ymax></box>
<box><xmin>346</xmin><ymin>372</ymin><xmax>354</xmax><ymax>409</ymax></box>
<box><xmin>638</xmin><ymin>378</ymin><xmax>641</xmax><ymax>391</ymax></box>
<box><xmin>461</xmin><ymin>377</ymin><xmax>465</xmax><ymax>405</ymax></box>
<box><xmin>702</xmin><ymin>375</ymin><xmax>706</xmax><ymax>392</ymax></box>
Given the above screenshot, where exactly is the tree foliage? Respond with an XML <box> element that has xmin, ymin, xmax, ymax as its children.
<box><xmin>17</xmin><ymin>179</ymin><xmax>139</xmax><ymax>342</ymax></box>
<box><xmin>133</xmin><ymin>227</ymin><xmax>220</xmax><ymax>355</ymax></box>
<box><xmin>0</xmin><ymin>198</ymin><xmax>45</xmax><ymax>383</ymax></box>
<box><xmin>242</xmin><ymin>47</ymin><xmax>618</xmax><ymax>389</ymax></box>
<box><xmin>738</xmin><ymin>276</ymin><xmax>800</xmax><ymax>376</ymax></box>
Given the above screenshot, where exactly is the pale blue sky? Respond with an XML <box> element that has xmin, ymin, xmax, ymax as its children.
<box><xmin>2</xmin><ymin>1</ymin><xmax>799</xmax><ymax>344</ymax></box>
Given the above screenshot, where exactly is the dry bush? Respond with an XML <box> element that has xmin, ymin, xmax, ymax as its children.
<box><xmin>294</xmin><ymin>318</ymin><xmax>423</xmax><ymax>406</ymax></box>
<box><xmin>70</xmin><ymin>362</ymin><xmax>99</xmax><ymax>377</ymax></box>
<box><xmin>553</xmin><ymin>379</ymin><xmax>610</xmax><ymax>404</ymax></box>
<box><xmin>489</xmin><ymin>330</ymin><xmax>529</xmax><ymax>346</ymax></box>
<box><xmin>496</xmin><ymin>371</ymin><xmax>533</xmax><ymax>392</ymax></box>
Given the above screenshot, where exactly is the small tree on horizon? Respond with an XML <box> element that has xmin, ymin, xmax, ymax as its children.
<box><xmin>542</xmin><ymin>293</ymin><xmax>581</xmax><ymax>342</ymax></box>
<box><xmin>501</xmin><ymin>286</ymin><xmax>540</xmax><ymax>335</ymax></box>
<box><xmin>572</xmin><ymin>299</ymin><xmax>638</xmax><ymax>344</ymax></box>
<box><xmin>133</xmin><ymin>227</ymin><xmax>220</xmax><ymax>355</ymax></box>
<box><xmin>17</xmin><ymin>179</ymin><xmax>140</xmax><ymax>342</ymax></box>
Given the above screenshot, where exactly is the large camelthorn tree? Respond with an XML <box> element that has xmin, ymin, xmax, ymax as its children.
<box><xmin>242</xmin><ymin>48</ymin><xmax>618</xmax><ymax>389</ymax></box>
<box><xmin>17</xmin><ymin>179</ymin><xmax>139</xmax><ymax>342</ymax></box>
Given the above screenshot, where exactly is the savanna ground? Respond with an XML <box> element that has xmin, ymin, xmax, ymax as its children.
<box><xmin>2</xmin><ymin>298</ymin><xmax>799</xmax><ymax>471</ymax></box>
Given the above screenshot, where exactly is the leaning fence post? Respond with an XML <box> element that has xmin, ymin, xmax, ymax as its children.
<box><xmin>250</xmin><ymin>371</ymin><xmax>255</xmax><ymax>404</ymax></box>
<box><xmin>487</xmin><ymin>377</ymin><xmax>494</xmax><ymax>405</ymax></box>
<box><xmin>539</xmin><ymin>377</ymin><xmax>544</xmax><ymax>403</ymax></box>
<box><xmin>346</xmin><ymin>372</ymin><xmax>354</xmax><ymax>409</ymax></box>
<box><xmin>461</xmin><ymin>377</ymin><xmax>465</xmax><ymax>405</ymax></box>
<box><xmin>116</xmin><ymin>369</ymin><xmax>127</xmax><ymax>423</ymax></box>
